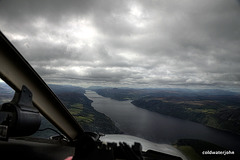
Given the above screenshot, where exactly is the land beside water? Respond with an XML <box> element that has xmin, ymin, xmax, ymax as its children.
<box><xmin>0</xmin><ymin>83</ymin><xmax>122</xmax><ymax>136</ymax></box>
<box><xmin>94</xmin><ymin>87</ymin><xmax>240</xmax><ymax>135</ymax></box>
<box><xmin>1</xmin><ymin>82</ymin><xmax>240</xmax><ymax>137</ymax></box>
<box><xmin>2</xmin><ymin>83</ymin><xmax>240</xmax><ymax>158</ymax></box>
<box><xmin>175</xmin><ymin>139</ymin><xmax>239</xmax><ymax>160</ymax></box>
<box><xmin>48</xmin><ymin>84</ymin><xmax>121</xmax><ymax>134</ymax></box>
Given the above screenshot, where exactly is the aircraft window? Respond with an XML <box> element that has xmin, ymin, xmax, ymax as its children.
<box><xmin>0</xmin><ymin>80</ymin><xmax>14</xmax><ymax>105</ymax></box>
<box><xmin>32</xmin><ymin>116</ymin><xmax>65</xmax><ymax>140</ymax></box>
<box><xmin>0</xmin><ymin>80</ymin><xmax>63</xmax><ymax>140</ymax></box>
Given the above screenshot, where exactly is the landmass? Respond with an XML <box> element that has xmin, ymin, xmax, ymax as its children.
<box><xmin>49</xmin><ymin>84</ymin><xmax>122</xmax><ymax>134</ymax></box>
<box><xmin>175</xmin><ymin>139</ymin><xmax>239</xmax><ymax>160</ymax></box>
<box><xmin>94</xmin><ymin>87</ymin><xmax>240</xmax><ymax>135</ymax></box>
<box><xmin>0</xmin><ymin>82</ymin><xmax>14</xmax><ymax>104</ymax></box>
<box><xmin>0</xmin><ymin>83</ymin><xmax>122</xmax><ymax>138</ymax></box>
<box><xmin>2</xmin><ymin>82</ymin><xmax>240</xmax><ymax>136</ymax></box>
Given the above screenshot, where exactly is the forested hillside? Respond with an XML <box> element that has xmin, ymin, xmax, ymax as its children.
<box><xmin>49</xmin><ymin>84</ymin><xmax>121</xmax><ymax>134</ymax></box>
<box><xmin>0</xmin><ymin>83</ymin><xmax>122</xmax><ymax>138</ymax></box>
<box><xmin>95</xmin><ymin>87</ymin><xmax>240</xmax><ymax>135</ymax></box>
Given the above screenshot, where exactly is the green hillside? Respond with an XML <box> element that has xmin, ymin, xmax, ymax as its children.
<box><xmin>95</xmin><ymin>87</ymin><xmax>240</xmax><ymax>135</ymax></box>
<box><xmin>49</xmin><ymin>84</ymin><xmax>122</xmax><ymax>134</ymax></box>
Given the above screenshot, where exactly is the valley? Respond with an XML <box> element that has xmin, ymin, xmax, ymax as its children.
<box><xmin>95</xmin><ymin>87</ymin><xmax>240</xmax><ymax>135</ymax></box>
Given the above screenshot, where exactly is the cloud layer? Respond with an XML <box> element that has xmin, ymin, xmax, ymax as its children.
<box><xmin>1</xmin><ymin>0</ymin><xmax>240</xmax><ymax>90</ymax></box>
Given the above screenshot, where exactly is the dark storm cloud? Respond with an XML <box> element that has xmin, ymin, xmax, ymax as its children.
<box><xmin>0</xmin><ymin>0</ymin><xmax>240</xmax><ymax>90</ymax></box>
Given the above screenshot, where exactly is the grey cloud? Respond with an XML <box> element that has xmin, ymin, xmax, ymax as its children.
<box><xmin>0</xmin><ymin>0</ymin><xmax>240</xmax><ymax>90</ymax></box>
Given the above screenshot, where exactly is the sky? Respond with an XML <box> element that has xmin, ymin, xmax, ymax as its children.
<box><xmin>0</xmin><ymin>0</ymin><xmax>240</xmax><ymax>90</ymax></box>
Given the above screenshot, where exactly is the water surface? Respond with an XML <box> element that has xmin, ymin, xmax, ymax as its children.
<box><xmin>85</xmin><ymin>90</ymin><xmax>240</xmax><ymax>152</ymax></box>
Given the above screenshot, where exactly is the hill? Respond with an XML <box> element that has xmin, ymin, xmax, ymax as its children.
<box><xmin>0</xmin><ymin>83</ymin><xmax>122</xmax><ymax>138</ymax></box>
<box><xmin>0</xmin><ymin>82</ymin><xmax>14</xmax><ymax>104</ymax></box>
<box><xmin>94</xmin><ymin>87</ymin><xmax>240</xmax><ymax>135</ymax></box>
<box><xmin>48</xmin><ymin>84</ymin><xmax>121</xmax><ymax>134</ymax></box>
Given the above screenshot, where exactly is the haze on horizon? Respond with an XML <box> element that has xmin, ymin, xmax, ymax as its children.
<box><xmin>0</xmin><ymin>0</ymin><xmax>240</xmax><ymax>91</ymax></box>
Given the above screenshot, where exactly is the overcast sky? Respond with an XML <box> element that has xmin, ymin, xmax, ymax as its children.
<box><xmin>0</xmin><ymin>0</ymin><xmax>240</xmax><ymax>90</ymax></box>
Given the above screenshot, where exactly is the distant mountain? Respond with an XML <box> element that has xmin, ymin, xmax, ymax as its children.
<box><xmin>0</xmin><ymin>82</ymin><xmax>14</xmax><ymax>104</ymax></box>
<box><xmin>86</xmin><ymin>86</ymin><xmax>109</xmax><ymax>90</ymax></box>
<box><xmin>48</xmin><ymin>84</ymin><xmax>85</xmax><ymax>94</ymax></box>
<box><xmin>94</xmin><ymin>88</ymin><xmax>142</xmax><ymax>101</ymax></box>
<box><xmin>94</xmin><ymin>87</ymin><xmax>240</xmax><ymax>101</ymax></box>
